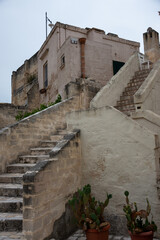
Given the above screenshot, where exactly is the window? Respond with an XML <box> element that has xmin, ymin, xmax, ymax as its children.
<box><xmin>60</xmin><ymin>54</ymin><xmax>65</xmax><ymax>69</ymax></box>
<box><xmin>43</xmin><ymin>62</ymin><xmax>48</xmax><ymax>88</ymax></box>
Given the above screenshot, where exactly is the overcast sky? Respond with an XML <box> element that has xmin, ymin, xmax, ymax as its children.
<box><xmin>0</xmin><ymin>0</ymin><xmax>159</xmax><ymax>103</ymax></box>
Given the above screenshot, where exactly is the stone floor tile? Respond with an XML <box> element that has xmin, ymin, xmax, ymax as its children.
<box><xmin>67</xmin><ymin>236</ymin><xmax>78</xmax><ymax>240</ymax></box>
<box><xmin>108</xmin><ymin>235</ymin><xmax>114</xmax><ymax>240</ymax></box>
<box><xmin>112</xmin><ymin>236</ymin><xmax>123</xmax><ymax>240</ymax></box>
<box><xmin>74</xmin><ymin>230</ymin><xmax>83</xmax><ymax>234</ymax></box>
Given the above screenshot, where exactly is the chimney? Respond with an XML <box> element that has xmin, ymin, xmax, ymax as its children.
<box><xmin>143</xmin><ymin>27</ymin><xmax>160</xmax><ymax>63</ymax></box>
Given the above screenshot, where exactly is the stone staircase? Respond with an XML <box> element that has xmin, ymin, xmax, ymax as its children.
<box><xmin>114</xmin><ymin>68</ymin><xmax>151</xmax><ymax>115</ymax></box>
<box><xmin>0</xmin><ymin>129</ymin><xmax>68</xmax><ymax>238</ymax></box>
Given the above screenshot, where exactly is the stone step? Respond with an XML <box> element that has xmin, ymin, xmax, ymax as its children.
<box><xmin>134</xmin><ymin>73</ymin><xmax>149</xmax><ymax>79</ymax></box>
<box><xmin>19</xmin><ymin>155</ymin><xmax>49</xmax><ymax>164</ymax></box>
<box><xmin>115</xmin><ymin>105</ymin><xmax>135</xmax><ymax>111</ymax></box>
<box><xmin>0</xmin><ymin>173</ymin><xmax>23</xmax><ymax>184</ymax></box>
<box><xmin>127</xmin><ymin>80</ymin><xmax>144</xmax><ymax>87</ymax></box>
<box><xmin>7</xmin><ymin>163</ymin><xmax>36</xmax><ymax>173</ymax></box>
<box><xmin>56</xmin><ymin>129</ymin><xmax>68</xmax><ymax>135</ymax></box>
<box><xmin>0</xmin><ymin>197</ymin><xmax>22</xmax><ymax>213</ymax></box>
<box><xmin>117</xmin><ymin>99</ymin><xmax>134</xmax><ymax>106</ymax></box>
<box><xmin>30</xmin><ymin>147</ymin><xmax>53</xmax><ymax>155</ymax></box>
<box><xmin>129</xmin><ymin>76</ymin><xmax>146</xmax><ymax>83</ymax></box>
<box><xmin>120</xmin><ymin>95</ymin><xmax>134</xmax><ymax>101</ymax></box>
<box><xmin>124</xmin><ymin>85</ymin><xmax>140</xmax><ymax>92</ymax></box>
<box><xmin>135</xmin><ymin>69</ymin><xmax>150</xmax><ymax>77</ymax></box>
<box><xmin>0</xmin><ymin>231</ymin><xmax>24</xmax><ymax>240</ymax></box>
<box><xmin>50</xmin><ymin>135</ymin><xmax>64</xmax><ymax>141</ymax></box>
<box><xmin>0</xmin><ymin>184</ymin><xmax>23</xmax><ymax>197</ymax></box>
<box><xmin>0</xmin><ymin>213</ymin><xmax>22</xmax><ymax>231</ymax></box>
<box><xmin>122</xmin><ymin>90</ymin><xmax>137</xmax><ymax>96</ymax></box>
<box><xmin>40</xmin><ymin>140</ymin><xmax>57</xmax><ymax>147</ymax></box>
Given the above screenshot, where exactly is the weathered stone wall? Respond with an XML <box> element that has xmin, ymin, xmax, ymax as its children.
<box><xmin>27</xmin><ymin>81</ymin><xmax>40</xmax><ymax>110</ymax></box>
<box><xmin>134</xmin><ymin>59</ymin><xmax>160</xmax><ymax>115</ymax></box>
<box><xmin>143</xmin><ymin>28</ymin><xmax>160</xmax><ymax>63</ymax></box>
<box><xmin>90</xmin><ymin>52</ymin><xmax>140</xmax><ymax>108</ymax></box>
<box><xmin>23</xmin><ymin>130</ymin><xmax>81</xmax><ymax>240</ymax></box>
<box><xmin>66</xmin><ymin>106</ymin><xmax>160</xmax><ymax>237</ymax></box>
<box><xmin>12</xmin><ymin>52</ymin><xmax>38</xmax><ymax>107</ymax></box>
<box><xmin>0</xmin><ymin>97</ymin><xmax>80</xmax><ymax>173</ymax></box>
<box><xmin>38</xmin><ymin>22</ymin><xmax>139</xmax><ymax>105</ymax></box>
<box><xmin>38</xmin><ymin>24</ymin><xmax>86</xmax><ymax>104</ymax></box>
<box><xmin>0</xmin><ymin>103</ymin><xmax>26</xmax><ymax>129</ymax></box>
<box><xmin>64</xmin><ymin>78</ymin><xmax>102</xmax><ymax>110</ymax></box>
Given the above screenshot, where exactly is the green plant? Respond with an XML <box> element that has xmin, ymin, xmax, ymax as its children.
<box><xmin>15</xmin><ymin>112</ymin><xmax>23</xmax><ymax>121</ymax></box>
<box><xmin>123</xmin><ymin>191</ymin><xmax>157</xmax><ymax>234</ymax></box>
<box><xmin>27</xmin><ymin>74</ymin><xmax>36</xmax><ymax>84</ymax></box>
<box><xmin>68</xmin><ymin>184</ymin><xmax>112</xmax><ymax>231</ymax></box>
<box><xmin>39</xmin><ymin>104</ymin><xmax>47</xmax><ymax>111</ymax></box>
<box><xmin>54</xmin><ymin>94</ymin><xmax>61</xmax><ymax>104</ymax></box>
<box><xmin>15</xmin><ymin>94</ymin><xmax>62</xmax><ymax>121</ymax></box>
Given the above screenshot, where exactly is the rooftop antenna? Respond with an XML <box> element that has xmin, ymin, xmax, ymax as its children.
<box><xmin>45</xmin><ymin>12</ymin><xmax>54</xmax><ymax>39</ymax></box>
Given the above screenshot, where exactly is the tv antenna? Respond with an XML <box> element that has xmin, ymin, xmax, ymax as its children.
<box><xmin>45</xmin><ymin>12</ymin><xmax>54</xmax><ymax>39</ymax></box>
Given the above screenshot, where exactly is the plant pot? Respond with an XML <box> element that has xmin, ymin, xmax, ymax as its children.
<box><xmin>86</xmin><ymin>224</ymin><xmax>110</xmax><ymax>240</ymax></box>
<box><xmin>128</xmin><ymin>230</ymin><xmax>153</xmax><ymax>240</ymax></box>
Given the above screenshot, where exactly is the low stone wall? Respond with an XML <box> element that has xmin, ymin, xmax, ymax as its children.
<box><xmin>90</xmin><ymin>52</ymin><xmax>140</xmax><ymax>108</ymax></box>
<box><xmin>23</xmin><ymin>130</ymin><xmax>81</xmax><ymax>240</ymax></box>
<box><xmin>0</xmin><ymin>97</ymin><xmax>80</xmax><ymax>173</ymax></box>
<box><xmin>132</xmin><ymin>110</ymin><xmax>160</xmax><ymax>138</ymax></box>
<box><xmin>0</xmin><ymin>103</ymin><xmax>26</xmax><ymax>129</ymax></box>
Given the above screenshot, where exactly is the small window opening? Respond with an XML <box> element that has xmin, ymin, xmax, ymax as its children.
<box><xmin>60</xmin><ymin>54</ymin><xmax>65</xmax><ymax>69</ymax></box>
<box><xmin>43</xmin><ymin>62</ymin><xmax>48</xmax><ymax>88</ymax></box>
<box><xmin>137</xmin><ymin>106</ymin><xmax>141</xmax><ymax>110</ymax></box>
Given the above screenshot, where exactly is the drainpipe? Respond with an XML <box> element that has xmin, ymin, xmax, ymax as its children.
<box><xmin>79</xmin><ymin>38</ymin><xmax>86</xmax><ymax>78</ymax></box>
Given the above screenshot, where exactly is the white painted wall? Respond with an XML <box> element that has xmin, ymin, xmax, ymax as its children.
<box><xmin>66</xmin><ymin>106</ymin><xmax>160</xmax><ymax>236</ymax></box>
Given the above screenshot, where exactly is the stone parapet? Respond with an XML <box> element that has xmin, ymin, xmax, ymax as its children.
<box><xmin>0</xmin><ymin>103</ymin><xmax>27</xmax><ymax>129</ymax></box>
<box><xmin>134</xmin><ymin>59</ymin><xmax>160</xmax><ymax>103</ymax></box>
<box><xmin>0</xmin><ymin>97</ymin><xmax>80</xmax><ymax>173</ymax></box>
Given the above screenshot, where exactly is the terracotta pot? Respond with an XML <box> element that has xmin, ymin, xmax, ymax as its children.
<box><xmin>86</xmin><ymin>224</ymin><xmax>110</xmax><ymax>240</ymax></box>
<box><xmin>128</xmin><ymin>230</ymin><xmax>153</xmax><ymax>240</ymax></box>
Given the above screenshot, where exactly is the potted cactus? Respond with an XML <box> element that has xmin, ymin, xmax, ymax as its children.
<box><xmin>68</xmin><ymin>184</ymin><xmax>112</xmax><ymax>240</ymax></box>
<box><xmin>123</xmin><ymin>191</ymin><xmax>157</xmax><ymax>240</ymax></box>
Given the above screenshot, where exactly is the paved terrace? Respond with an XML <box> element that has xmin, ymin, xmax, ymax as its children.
<box><xmin>0</xmin><ymin>230</ymin><xmax>159</xmax><ymax>240</ymax></box>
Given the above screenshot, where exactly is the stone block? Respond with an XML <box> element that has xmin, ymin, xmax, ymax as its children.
<box><xmin>23</xmin><ymin>218</ymin><xmax>42</xmax><ymax>232</ymax></box>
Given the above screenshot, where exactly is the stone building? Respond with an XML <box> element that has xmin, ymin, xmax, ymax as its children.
<box><xmin>0</xmin><ymin>26</ymin><xmax>160</xmax><ymax>240</ymax></box>
<box><xmin>11</xmin><ymin>22</ymin><xmax>139</xmax><ymax>108</ymax></box>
